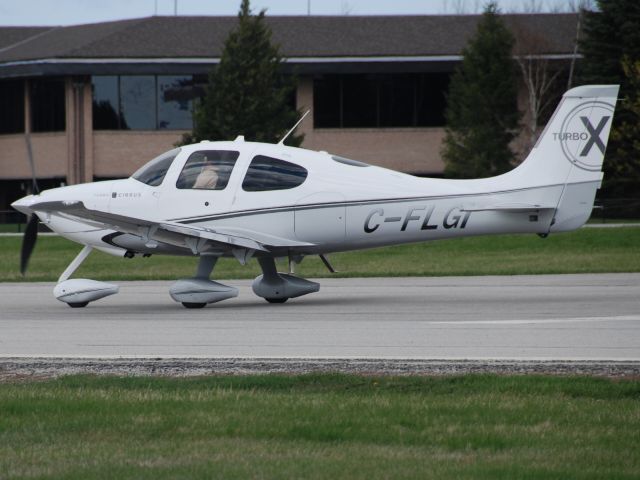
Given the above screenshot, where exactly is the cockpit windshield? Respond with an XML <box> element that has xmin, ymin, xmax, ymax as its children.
<box><xmin>131</xmin><ymin>148</ymin><xmax>181</xmax><ymax>186</ymax></box>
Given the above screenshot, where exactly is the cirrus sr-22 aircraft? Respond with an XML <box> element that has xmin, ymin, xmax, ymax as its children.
<box><xmin>12</xmin><ymin>85</ymin><xmax>618</xmax><ymax>308</ymax></box>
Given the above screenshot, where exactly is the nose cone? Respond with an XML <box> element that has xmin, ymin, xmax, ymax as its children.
<box><xmin>11</xmin><ymin>194</ymin><xmax>37</xmax><ymax>215</ymax></box>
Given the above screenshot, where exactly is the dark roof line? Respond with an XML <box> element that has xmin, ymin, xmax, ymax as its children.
<box><xmin>0</xmin><ymin>26</ymin><xmax>60</xmax><ymax>54</ymax></box>
<box><xmin>0</xmin><ymin>14</ymin><xmax>579</xmax><ymax>78</ymax></box>
<box><xmin>62</xmin><ymin>18</ymin><xmax>150</xmax><ymax>59</ymax></box>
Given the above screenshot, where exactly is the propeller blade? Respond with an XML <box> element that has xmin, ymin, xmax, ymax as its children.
<box><xmin>25</xmin><ymin>133</ymin><xmax>40</xmax><ymax>194</ymax></box>
<box><xmin>20</xmin><ymin>214</ymin><xmax>39</xmax><ymax>275</ymax></box>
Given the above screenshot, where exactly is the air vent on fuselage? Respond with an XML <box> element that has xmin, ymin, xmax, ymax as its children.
<box><xmin>331</xmin><ymin>155</ymin><xmax>370</xmax><ymax>167</ymax></box>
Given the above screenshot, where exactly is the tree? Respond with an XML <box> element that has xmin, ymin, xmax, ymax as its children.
<box><xmin>186</xmin><ymin>0</ymin><xmax>301</xmax><ymax>146</ymax></box>
<box><xmin>512</xmin><ymin>19</ymin><xmax>566</xmax><ymax>155</ymax></box>
<box><xmin>607</xmin><ymin>58</ymin><xmax>640</xmax><ymax>196</ymax></box>
<box><xmin>442</xmin><ymin>2</ymin><xmax>520</xmax><ymax>178</ymax></box>
<box><xmin>579</xmin><ymin>0</ymin><xmax>640</xmax><ymax>197</ymax></box>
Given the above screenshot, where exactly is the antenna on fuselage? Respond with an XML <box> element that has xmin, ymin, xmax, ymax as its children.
<box><xmin>277</xmin><ymin>110</ymin><xmax>310</xmax><ymax>146</ymax></box>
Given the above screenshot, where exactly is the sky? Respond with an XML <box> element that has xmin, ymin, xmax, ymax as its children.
<box><xmin>0</xmin><ymin>0</ymin><xmax>580</xmax><ymax>26</ymax></box>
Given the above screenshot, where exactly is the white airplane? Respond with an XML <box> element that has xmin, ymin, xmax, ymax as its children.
<box><xmin>12</xmin><ymin>84</ymin><xmax>618</xmax><ymax>308</ymax></box>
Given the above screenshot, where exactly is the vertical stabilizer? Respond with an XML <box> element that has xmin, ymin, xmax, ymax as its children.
<box><xmin>506</xmin><ymin>85</ymin><xmax>619</xmax><ymax>231</ymax></box>
<box><xmin>513</xmin><ymin>85</ymin><xmax>618</xmax><ymax>185</ymax></box>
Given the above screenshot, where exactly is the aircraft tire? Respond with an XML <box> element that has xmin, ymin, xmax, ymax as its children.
<box><xmin>182</xmin><ymin>302</ymin><xmax>207</xmax><ymax>309</ymax></box>
<box><xmin>265</xmin><ymin>298</ymin><xmax>288</xmax><ymax>304</ymax></box>
<box><xmin>182</xmin><ymin>302</ymin><xmax>207</xmax><ymax>308</ymax></box>
<box><xmin>68</xmin><ymin>302</ymin><xmax>89</xmax><ymax>308</ymax></box>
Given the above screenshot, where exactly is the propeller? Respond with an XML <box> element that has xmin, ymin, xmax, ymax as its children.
<box><xmin>20</xmin><ymin>214</ymin><xmax>39</xmax><ymax>275</ymax></box>
<box><xmin>20</xmin><ymin>133</ymin><xmax>40</xmax><ymax>276</ymax></box>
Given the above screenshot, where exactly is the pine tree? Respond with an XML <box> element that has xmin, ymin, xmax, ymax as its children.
<box><xmin>608</xmin><ymin>58</ymin><xmax>640</xmax><ymax>196</ymax></box>
<box><xmin>579</xmin><ymin>0</ymin><xmax>640</xmax><ymax>197</ymax></box>
<box><xmin>186</xmin><ymin>0</ymin><xmax>301</xmax><ymax>145</ymax></box>
<box><xmin>442</xmin><ymin>2</ymin><xmax>520</xmax><ymax>179</ymax></box>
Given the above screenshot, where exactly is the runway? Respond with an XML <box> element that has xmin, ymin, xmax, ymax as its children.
<box><xmin>1</xmin><ymin>273</ymin><xmax>639</xmax><ymax>361</ymax></box>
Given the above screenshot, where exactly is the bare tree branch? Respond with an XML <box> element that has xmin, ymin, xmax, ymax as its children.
<box><xmin>512</xmin><ymin>18</ymin><xmax>567</xmax><ymax>154</ymax></box>
<box><xmin>522</xmin><ymin>0</ymin><xmax>544</xmax><ymax>13</ymax></box>
<box><xmin>451</xmin><ymin>0</ymin><xmax>467</xmax><ymax>14</ymax></box>
<box><xmin>340</xmin><ymin>0</ymin><xmax>353</xmax><ymax>15</ymax></box>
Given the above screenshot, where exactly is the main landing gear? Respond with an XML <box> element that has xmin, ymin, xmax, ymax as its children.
<box><xmin>171</xmin><ymin>255</ymin><xmax>320</xmax><ymax>308</ymax></box>
<box><xmin>252</xmin><ymin>256</ymin><xmax>319</xmax><ymax>304</ymax></box>
<box><xmin>169</xmin><ymin>255</ymin><xmax>238</xmax><ymax>308</ymax></box>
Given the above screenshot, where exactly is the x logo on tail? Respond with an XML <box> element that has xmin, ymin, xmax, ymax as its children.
<box><xmin>579</xmin><ymin>116</ymin><xmax>610</xmax><ymax>156</ymax></box>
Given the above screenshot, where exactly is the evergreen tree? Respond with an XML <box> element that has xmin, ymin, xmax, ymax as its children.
<box><xmin>579</xmin><ymin>0</ymin><xmax>640</xmax><ymax>197</ymax></box>
<box><xmin>608</xmin><ymin>58</ymin><xmax>640</xmax><ymax>197</ymax></box>
<box><xmin>442</xmin><ymin>2</ymin><xmax>520</xmax><ymax>179</ymax></box>
<box><xmin>186</xmin><ymin>0</ymin><xmax>301</xmax><ymax>145</ymax></box>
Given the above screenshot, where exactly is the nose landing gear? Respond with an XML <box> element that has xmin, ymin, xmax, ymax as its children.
<box><xmin>53</xmin><ymin>245</ymin><xmax>119</xmax><ymax>308</ymax></box>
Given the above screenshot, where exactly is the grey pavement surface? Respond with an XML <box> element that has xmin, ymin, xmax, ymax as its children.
<box><xmin>0</xmin><ymin>274</ymin><xmax>639</xmax><ymax>361</ymax></box>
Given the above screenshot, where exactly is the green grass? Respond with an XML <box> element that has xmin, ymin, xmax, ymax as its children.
<box><xmin>0</xmin><ymin>374</ymin><xmax>638</xmax><ymax>479</ymax></box>
<box><xmin>587</xmin><ymin>217</ymin><xmax>640</xmax><ymax>224</ymax></box>
<box><xmin>0</xmin><ymin>223</ymin><xmax>25</xmax><ymax>233</ymax></box>
<box><xmin>2</xmin><ymin>227</ymin><xmax>640</xmax><ymax>282</ymax></box>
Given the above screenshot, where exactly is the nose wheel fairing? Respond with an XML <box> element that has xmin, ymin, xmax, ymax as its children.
<box><xmin>53</xmin><ymin>246</ymin><xmax>120</xmax><ymax>308</ymax></box>
<box><xmin>54</xmin><ymin>279</ymin><xmax>119</xmax><ymax>307</ymax></box>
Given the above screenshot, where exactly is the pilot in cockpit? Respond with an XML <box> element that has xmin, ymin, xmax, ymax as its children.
<box><xmin>193</xmin><ymin>158</ymin><xmax>219</xmax><ymax>189</ymax></box>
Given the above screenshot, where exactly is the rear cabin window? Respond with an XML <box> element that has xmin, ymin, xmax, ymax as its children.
<box><xmin>242</xmin><ymin>156</ymin><xmax>308</xmax><ymax>192</ymax></box>
<box><xmin>131</xmin><ymin>148</ymin><xmax>180</xmax><ymax>186</ymax></box>
<box><xmin>176</xmin><ymin>150</ymin><xmax>240</xmax><ymax>190</ymax></box>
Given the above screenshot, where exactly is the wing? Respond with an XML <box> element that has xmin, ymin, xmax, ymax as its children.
<box><xmin>31</xmin><ymin>200</ymin><xmax>314</xmax><ymax>255</ymax></box>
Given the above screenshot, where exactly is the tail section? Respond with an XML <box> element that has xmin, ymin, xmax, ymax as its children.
<box><xmin>507</xmin><ymin>84</ymin><xmax>619</xmax><ymax>231</ymax></box>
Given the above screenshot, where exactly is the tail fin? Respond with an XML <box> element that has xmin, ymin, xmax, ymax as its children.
<box><xmin>508</xmin><ymin>85</ymin><xmax>619</xmax><ymax>231</ymax></box>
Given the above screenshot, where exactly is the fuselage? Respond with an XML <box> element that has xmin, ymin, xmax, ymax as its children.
<box><xmin>15</xmin><ymin>138</ymin><xmax>562</xmax><ymax>258</ymax></box>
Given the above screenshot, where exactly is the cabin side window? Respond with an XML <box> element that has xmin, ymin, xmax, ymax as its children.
<box><xmin>242</xmin><ymin>155</ymin><xmax>308</xmax><ymax>192</ymax></box>
<box><xmin>176</xmin><ymin>150</ymin><xmax>240</xmax><ymax>190</ymax></box>
<box><xmin>131</xmin><ymin>148</ymin><xmax>181</xmax><ymax>187</ymax></box>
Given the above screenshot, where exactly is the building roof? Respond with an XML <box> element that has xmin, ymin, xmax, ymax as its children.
<box><xmin>0</xmin><ymin>26</ymin><xmax>51</xmax><ymax>51</ymax></box>
<box><xmin>0</xmin><ymin>14</ymin><xmax>579</xmax><ymax>78</ymax></box>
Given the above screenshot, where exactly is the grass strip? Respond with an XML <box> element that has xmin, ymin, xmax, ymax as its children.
<box><xmin>0</xmin><ymin>374</ymin><xmax>638</xmax><ymax>479</ymax></box>
<box><xmin>1</xmin><ymin>227</ymin><xmax>640</xmax><ymax>282</ymax></box>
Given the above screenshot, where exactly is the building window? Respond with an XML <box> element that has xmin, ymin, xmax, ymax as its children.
<box><xmin>313</xmin><ymin>73</ymin><xmax>450</xmax><ymax>128</ymax></box>
<box><xmin>242</xmin><ymin>156</ymin><xmax>308</xmax><ymax>192</ymax></box>
<box><xmin>92</xmin><ymin>75</ymin><xmax>197</xmax><ymax>131</ymax></box>
<box><xmin>93</xmin><ymin>76</ymin><xmax>122</xmax><ymax>129</ymax></box>
<box><xmin>121</xmin><ymin>76</ymin><xmax>155</xmax><ymax>130</ymax></box>
<box><xmin>158</xmin><ymin>76</ymin><xmax>196</xmax><ymax>130</ymax></box>
<box><xmin>0</xmin><ymin>80</ymin><xmax>24</xmax><ymax>134</ymax></box>
<box><xmin>342</xmin><ymin>75</ymin><xmax>378</xmax><ymax>127</ymax></box>
<box><xmin>30</xmin><ymin>79</ymin><xmax>65</xmax><ymax>132</ymax></box>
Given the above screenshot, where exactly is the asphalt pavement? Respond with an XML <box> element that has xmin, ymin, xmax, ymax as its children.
<box><xmin>1</xmin><ymin>274</ymin><xmax>639</xmax><ymax>361</ymax></box>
